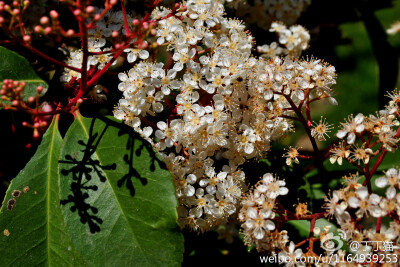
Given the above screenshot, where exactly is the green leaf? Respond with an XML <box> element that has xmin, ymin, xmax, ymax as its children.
<box><xmin>0</xmin><ymin>116</ymin><xmax>85</xmax><ymax>266</ymax></box>
<box><xmin>286</xmin><ymin>220</ymin><xmax>310</xmax><ymax>239</ymax></box>
<box><xmin>59</xmin><ymin>114</ymin><xmax>183</xmax><ymax>266</ymax></box>
<box><xmin>0</xmin><ymin>46</ymin><xmax>48</xmax><ymax>107</ymax></box>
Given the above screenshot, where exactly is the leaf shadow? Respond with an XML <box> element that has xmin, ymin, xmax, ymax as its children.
<box><xmin>59</xmin><ymin>116</ymin><xmax>166</xmax><ymax>233</ymax></box>
<box><xmin>97</xmin><ymin>116</ymin><xmax>167</xmax><ymax>196</ymax></box>
<box><xmin>59</xmin><ymin>118</ymin><xmax>116</xmax><ymax>233</ymax></box>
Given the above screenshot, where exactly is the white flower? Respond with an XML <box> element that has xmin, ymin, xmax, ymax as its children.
<box><xmin>151</xmin><ymin>69</ymin><xmax>181</xmax><ymax>95</ymax></box>
<box><xmin>124</xmin><ymin>48</ymin><xmax>149</xmax><ymax>63</ymax></box>
<box><xmin>375</xmin><ymin>168</ymin><xmax>399</xmax><ymax>200</ymax></box>
<box><xmin>244</xmin><ymin>207</ymin><xmax>275</xmax><ymax>239</ymax></box>
<box><xmin>336</xmin><ymin>113</ymin><xmax>365</xmax><ymax>144</ymax></box>
<box><xmin>348</xmin><ymin>186</ymin><xmax>385</xmax><ymax>218</ymax></box>
<box><xmin>256</xmin><ymin>173</ymin><xmax>288</xmax><ymax>199</ymax></box>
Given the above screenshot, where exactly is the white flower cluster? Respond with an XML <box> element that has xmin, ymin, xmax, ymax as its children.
<box><xmin>257</xmin><ymin>22</ymin><xmax>310</xmax><ymax>58</ymax></box>
<box><xmin>114</xmin><ymin>0</ymin><xmax>337</xmax><ymax>231</ymax></box>
<box><xmin>324</xmin><ymin>169</ymin><xmax>400</xmax><ymax>261</ymax></box>
<box><xmin>331</xmin><ymin>91</ymin><xmax>400</xmax><ymax>165</ymax></box>
<box><xmin>61</xmin><ymin>8</ymin><xmax>142</xmax><ymax>83</ymax></box>
<box><xmin>238</xmin><ymin>173</ymin><xmax>289</xmax><ymax>252</ymax></box>
<box><xmin>233</xmin><ymin>0</ymin><xmax>311</xmax><ymax>30</ymax></box>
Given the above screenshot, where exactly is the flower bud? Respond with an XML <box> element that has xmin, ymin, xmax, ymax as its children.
<box><xmin>111</xmin><ymin>31</ymin><xmax>119</xmax><ymax>38</ymax></box>
<box><xmin>33</xmin><ymin>129</ymin><xmax>40</xmax><ymax>140</ymax></box>
<box><xmin>49</xmin><ymin>10</ymin><xmax>58</xmax><ymax>19</ymax></box>
<box><xmin>44</xmin><ymin>27</ymin><xmax>52</xmax><ymax>35</ymax></box>
<box><xmin>73</xmin><ymin>9</ymin><xmax>81</xmax><ymax>16</ymax></box>
<box><xmin>132</xmin><ymin>19</ymin><xmax>140</xmax><ymax>26</ymax></box>
<box><xmin>23</xmin><ymin>35</ymin><xmax>31</xmax><ymax>42</ymax></box>
<box><xmin>86</xmin><ymin>5</ymin><xmax>94</xmax><ymax>13</ymax></box>
<box><xmin>40</xmin><ymin>16</ymin><xmax>49</xmax><ymax>24</ymax></box>
<box><xmin>66</xmin><ymin>29</ymin><xmax>74</xmax><ymax>36</ymax></box>
<box><xmin>34</xmin><ymin>25</ymin><xmax>43</xmax><ymax>33</ymax></box>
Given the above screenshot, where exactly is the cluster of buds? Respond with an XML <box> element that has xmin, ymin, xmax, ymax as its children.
<box><xmin>0</xmin><ymin>0</ymin><xmax>30</xmax><ymax>27</ymax></box>
<box><xmin>1</xmin><ymin>79</ymin><xmax>29</xmax><ymax>107</ymax></box>
<box><xmin>1</xmin><ymin>79</ymin><xmax>51</xmax><ymax>140</ymax></box>
<box><xmin>1</xmin><ymin>79</ymin><xmax>45</xmax><ymax>109</ymax></box>
<box><xmin>33</xmin><ymin>10</ymin><xmax>76</xmax><ymax>38</ymax></box>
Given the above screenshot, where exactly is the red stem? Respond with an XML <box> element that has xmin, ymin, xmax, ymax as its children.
<box><xmin>24</xmin><ymin>44</ymin><xmax>81</xmax><ymax>72</ymax></box>
<box><xmin>76</xmin><ymin>0</ymin><xmax>89</xmax><ymax>103</ymax></box>
<box><xmin>376</xmin><ymin>217</ymin><xmax>381</xmax><ymax>233</ymax></box>
<box><xmin>283</xmin><ymin>94</ymin><xmax>327</xmax><ymax>183</ymax></box>
<box><xmin>120</xmin><ymin>0</ymin><xmax>131</xmax><ymax>36</ymax></box>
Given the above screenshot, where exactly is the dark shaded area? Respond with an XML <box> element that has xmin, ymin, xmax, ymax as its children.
<box><xmin>0</xmin><ymin>110</ymin><xmax>38</xmax><ymax>201</ymax></box>
<box><xmin>97</xmin><ymin>116</ymin><xmax>166</xmax><ymax>195</ymax></box>
<box><xmin>117</xmin><ymin>135</ymin><xmax>148</xmax><ymax>196</ymax></box>
<box><xmin>358</xmin><ymin>2</ymin><xmax>399</xmax><ymax>108</ymax></box>
<box><xmin>59</xmin><ymin>116</ymin><xmax>164</xmax><ymax>232</ymax></box>
<box><xmin>182</xmin><ymin>229</ymin><xmax>262</xmax><ymax>267</ymax></box>
<box><xmin>59</xmin><ymin>118</ymin><xmax>115</xmax><ymax>233</ymax></box>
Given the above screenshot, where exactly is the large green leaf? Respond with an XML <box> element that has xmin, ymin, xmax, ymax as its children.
<box><xmin>0</xmin><ymin>116</ymin><xmax>84</xmax><ymax>266</ymax></box>
<box><xmin>59</xmin><ymin>114</ymin><xmax>183</xmax><ymax>266</ymax></box>
<box><xmin>0</xmin><ymin>46</ymin><xmax>48</xmax><ymax>107</ymax></box>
